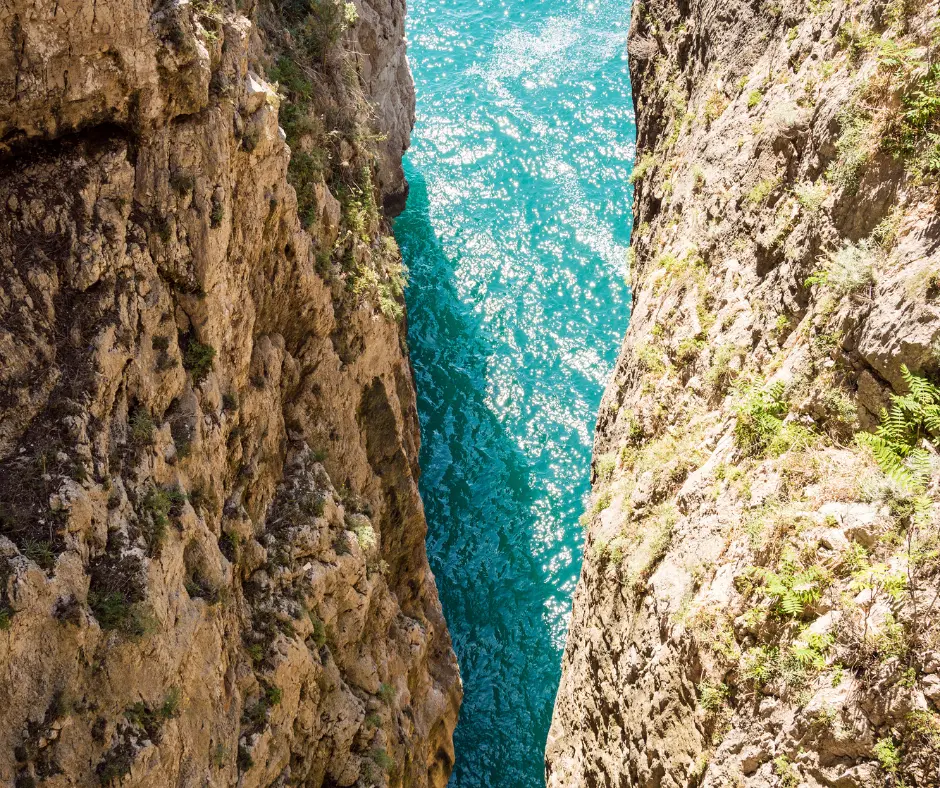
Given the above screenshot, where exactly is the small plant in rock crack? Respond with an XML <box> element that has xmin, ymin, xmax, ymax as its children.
<box><xmin>629</xmin><ymin>153</ymin><xmax>656</xmax><ymax>184</ymax></box>
<box><xmin>891</xmin><ymin>63</ymin><xmax>940</xmax><ymax>156</ymax></box>
<box><xmin>773</xmin><ymin>754</ymin><xmax>801</xmax><ymax>788</ymax></box>
<box><xmin>141</xmin><ymin>487</ymin><xmax>186</xmax><ymax>555</ymax></box>
<box><xmin>124</xmin><ymin>688</ymin><xmax>181</xmax><ymax>740</ymax></box>
<box><xmin>22</xmin><ymin>538</ymin><xmax>55</xmax><ymax>570</ymax></box>
<box><xmin>790</xmin><ymin>631</ymin><xmax>834</xmax><ymax>670</ymax></box>
<box><xmin>378</xmin><ymin>682</ymin><xmax>395</xmax><ymax>704</ymax></box>
<box><xmin>130</xmin><ymin>408</ymin><xmax>155</xmax><ymax>446</ymax></box>
<box><xmin>183</xmin><ymin>339</ymin><xmax>216</xmax><ymax>384</ymax></box>
<box><xmin>88</xmin><ymin>591</ymin><xmax>153</xmax><ymax>637</ymax></box>
<box><xmin>793</xmin><ymin>179</ymin><xmax>830</xmax><ymax>213</ymax></box>
<box><xmin>873</xmin><ymin>736</ymin><xmax>901</xmax><ymax>774</ymax></box>
<box><xmin>697</xmin><ymin>680</ymin><xmax>728</xmax><ymax>712</ymax></box>
<box><xmin>371</xmin><ymin>747</ymin><xmax>395</xmax><ymax>772</ymax></box>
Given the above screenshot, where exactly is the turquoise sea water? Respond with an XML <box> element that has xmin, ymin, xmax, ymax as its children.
<box><xmin>393</xmin><ymin>1</ymin><xmax>635</xmax><ymax>784</ymax></box>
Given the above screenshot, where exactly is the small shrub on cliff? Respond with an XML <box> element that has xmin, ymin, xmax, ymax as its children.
<box><xmin>22</xmin><ymin>539</ymin><xmax>54</xmax><ymax>570</ymax></box>
<box><xmin>125</xmin><ymin>688</ymin><xmax>181</xmax><ymax>740</ymax></box>
<box><xmin>88</xmin><ymin>591</ymin><xmax>152</xmax><ymax>637</ymax></box>
<box><xmin>288</xmin><ymin>0</ymin><xmax>357</xmax><ymax>62</ymax></box>
<box><xmin>237</xmin><ymin>744</ymin><xmax>254</xmax><ymax>771</ymax></box>
<box><xmin>378</xmin><ymin>682</ymin><xmax>395</xmax><ymax>704</ymax></box>
<box><xmin>242</xmin><ymin>698</ymin><xmax>270</xmax><ymax>728</ymax></box>
<box><xmin>349</xmin><ymin>519</ymin><xmax>377</xmax><ymax>552</ymax></box>
<box><xmin>754</xmin><ymin>551</ymin><xmax>827</xmax><ymax>618</ymax></box>
<box><xmin>675</xmin><ymin>337</ymin><xmax>705</xmax><ymax>365</ymax></box>
<box><xmin>704</xmin><ymin>91</ymin><xmax>730</xmax><ymax>123</ymax></box>
<box><xmin>806</xmin><ymin>240</ymin><xmax>877</xmax><ymax>296</ymax></box>
<box><xmin>746</xmin><ymin>176</ymin><xmax>781</xmax><ymax>205</ymax></box>
<box><xmin>697</xmin><ymin>680</ymin><xmax>728</xmax><ymax>712</ymax></box>
<box><xmin>183</xmin><ymin>339</ymin><xmax>216</xmax><ymax>384</ymax></box>
<box><xmin>308</xmin><ymin>613</ymin><xmax>327</xmax><ymax>646</ymax></box>
<box><xmin>210</xmin><ymin>195</ymin><xmax>224</xmax><ymax>228</ymax></box>
<box><xmin>793</xmin><ymin>179</ymin><xmax>830</xmax><ymax>213</ymax></box>
<box><xmin>629</xmin><ymin>154</ymin><xmax>656</xmax><ymax>184</ymax></box>
<box><xmin>873</xmin><ymin>737</ymin><xmax>901</xmax><ymax>773</ymax></box>
<box><xmin>706</xmin><ymin>344</ymin><xmax>741</xmax><ymax>394</ymax></box>
<box><xmin>371</xmin><ymin>747</ymin><xmax>395</xmax><ymax>772</ymax></box>
<box><xmin>773</xmin><ymin>754</ymin><xmax>800</xmax><ymax>788</ymax></box>
<box><xmin>130</xmin><ymin>408</ymin><xmax>155</xmax><ymax>446</ymax></box>
<box><xmin>593</xmin><ymin>488</ymin><xmax>613</xmax><ymax>514</ymax></box>
<box><xmin>595</xmin><ymin>453</ymin><xmax>616</xmax><ymax>483</ymax></box>
<box><xmin>826</xmin><ymin>108</ymin><xmax>877</xmax><ymax>191</ymax></box>
<box><xmin>97</xmin><ymin>744</ymin><xmax>135</xmax><ymax>785</ymax></box>
<box><xmin>740</xmin><ymin>644</ymin><xmax>777</xmax><ymax>684</ymax></box>
<box><xmin>635</xmin><ymin>342</ymin><xmax>667</xmax><ymax>377</ymax></box>
<box><xmin>170</xmin><ymin>170</ymin><xmax>196</xmax><ymax>194</ymax></box>
<box><xmin>888</xmin><ymin>63</ymin><xmax>940</xmax><ymax>171</ymax></box>
<box><xmin>141</xmin><ymin>486</ymin><xmax>185</xmax><ymax>555</ymax></box>
<box><xmin>265</xmin><ymin>685</ymin><xmax>283</xmax><ymax>706</ymax></box>
<box><xmin>211</xmin><ymin>744</ymin><xmax>229</xmax><ymax>769</ymax></box>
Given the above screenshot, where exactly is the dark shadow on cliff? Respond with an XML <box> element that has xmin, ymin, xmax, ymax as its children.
<box><xmin>394</xmin><ymin>167</ymin><xmax>559</xmax><ymax>788</ymax></box>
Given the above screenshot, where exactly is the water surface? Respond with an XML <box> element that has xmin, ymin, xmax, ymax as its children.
<box><xmin>394</xmin><ymin>1</ymin><xmax>635</xmax><ymax>784</ymax></box>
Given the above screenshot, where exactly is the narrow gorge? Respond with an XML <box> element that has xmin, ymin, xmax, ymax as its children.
<box><xmin>1</xmin><ymin>0</ymin><xmax>939</xmax><ymax>786</ymax></box>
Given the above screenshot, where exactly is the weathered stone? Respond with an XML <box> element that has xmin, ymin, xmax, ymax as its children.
<box><xmin>547</xmin><ymin>0</ymin><xmax>940</xmax><ymax>785</ymax></box>
<box><xmin>0</xmin><ymin>0</ymin><xmax>460</xmax><ymax>785</ymax></box>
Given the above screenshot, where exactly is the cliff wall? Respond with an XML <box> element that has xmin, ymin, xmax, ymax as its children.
<box><xmin>549</xmin><ymin>1</ymin><xmax>940</xmax><ymax>785</ymax></box>
<box><xmin>0</xmin><ymin>0</ymin><xmax>460</xmax><ymax>785</ymax></box>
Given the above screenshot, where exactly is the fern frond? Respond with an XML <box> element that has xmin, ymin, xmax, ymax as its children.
<box><xmin>903</xmin><ymin>365</ymin><xmax>940</xmax><ymax>405</ymax></box>
<box><xmin>780</xmin><ymin>593</ymin><xmax>803</xmax><ymax>616</ymax></box>
<box><xmin>858</xmin><ymin>433</ymin><xmax>922</xmax><ymax>491</ymax></box>
<box><xmin>924</xmin><ymin>406</ymin><xmax>940</xmax><ymax>438</ymax></box>
<box><xmin>906</xmin><ymin>449</ymin><xmax>933</xmax><ymax>488</ymax></box>
<box><xmin>878</xmin><ymin>405</ymin><xmax>911</xmax><ymax>446</ymax></box>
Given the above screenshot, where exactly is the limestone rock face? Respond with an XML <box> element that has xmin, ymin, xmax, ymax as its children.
<box><xmin>353</xmin><ymin>0</ymin><xmax>416</xmax><ymax>213</ymax></box>
<box><xmin>0</xmin><ymin>0</ymin><xmax>460</xmax><ymax>786</ymax></box>
<box><xmin>548</xmin><ymin>0</ymin><xmax>940</xmax><ymax>786</ymax></box>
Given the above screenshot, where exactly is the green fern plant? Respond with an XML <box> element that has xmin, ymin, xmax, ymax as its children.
<box><xmin>734</xmin><ymin>380</ymin><xmax>787</xmax><ymax>456</ymax></box>
<box><xmin>755</xmin><ymin>550</ymin><xmax>827</xmax><ymax>617</ymax></box>
<box><xmin>791</xmin><ymin>632</ymin><xmax>833</xmax><ymax>669</ymax></box>
<box><xmin>856</xmin><ymin>365</ymin><xmax>940</xmax><ymax>493</ymax></box>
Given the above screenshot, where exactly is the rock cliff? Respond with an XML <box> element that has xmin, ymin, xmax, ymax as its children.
<box><xmin>549</xmin><ymin>0</ymin><xmax>940</xmax><ymax>786</ymax></box>
<box><xmin>0</xmin><ymin>0</ymin><xmax>460</xmax><ymax>785</ymax></box>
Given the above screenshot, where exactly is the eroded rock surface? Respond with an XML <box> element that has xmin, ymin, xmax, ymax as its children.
<box><xmin>549</xmin><ymin>1</ymin><xmax>940</xmax><ymax>786</ymax></box>
<box><xmin>0</xmin><ymin>0</ymin><xmax>460</xmax><ymax>786</ymax></box>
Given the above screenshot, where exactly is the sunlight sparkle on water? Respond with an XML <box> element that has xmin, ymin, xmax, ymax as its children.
<box><xmin>394</xmin><ymin>0</ymin><xmax>635</xmax><ymax>784</ymax></box>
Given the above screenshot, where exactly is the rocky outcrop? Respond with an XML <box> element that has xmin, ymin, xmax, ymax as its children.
<box><xmin>0</xmin><ymin>0</ymin><xmax>460</xmax><ymax>786</ymax></box>
<box><xmin>549</xmin><ymin>1</ymin><xmax>940</xmax><ymax>786</ymax></box>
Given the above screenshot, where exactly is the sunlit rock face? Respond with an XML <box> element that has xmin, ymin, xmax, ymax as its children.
<box><xmin>0</xmin><ymin>0</ymin><xmax>460</xmax><ymax>785</ymax></box>
<box><xmin>548</xmin><ymin>0</ymin><xmax>940</xmax><ymax>786</ymax></box>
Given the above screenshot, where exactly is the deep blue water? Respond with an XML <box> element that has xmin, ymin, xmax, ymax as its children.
<box><xmin>393</xmin><ymin>1</ymin><xmax>635</xmax><ymax>784</ymax></box>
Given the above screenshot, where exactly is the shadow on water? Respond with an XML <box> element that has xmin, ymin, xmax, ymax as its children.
<box><xmin>396</xmin><ymin>168</ymin><xmax>560</xmax><ymax>787</ymax></box>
